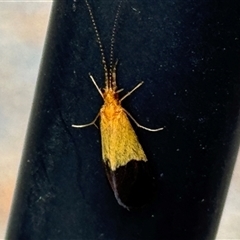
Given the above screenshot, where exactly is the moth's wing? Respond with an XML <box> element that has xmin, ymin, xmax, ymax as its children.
<box><xmin>100</xmin><ymin>111</ymin><xmax>156</xmax><ymax>210</ymax></box>
<box><xmin>104</xmin><ymin>159</ymin><xmax>156</xmax><ymax>210</ymax></box>
<box><xmin>101</xmin><ymin>110</ymin><xmax>147</xmax><ymax>170</ymax></box>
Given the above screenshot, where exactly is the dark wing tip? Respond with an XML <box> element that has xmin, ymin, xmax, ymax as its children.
<box><xmin>104</xmin><ymin>159</ymin><xmax>156</xmax><ymax>210</ymax></box>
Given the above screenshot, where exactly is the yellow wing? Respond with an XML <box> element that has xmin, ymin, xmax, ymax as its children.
<box><xmin>100</xmin><ymin>108</ymin><xmax>147</xmax><ymax>171</ymax></box>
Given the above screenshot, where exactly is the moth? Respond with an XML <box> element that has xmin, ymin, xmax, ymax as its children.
<box><xmin>72</xmin><ymin>0</ymin><xmax>163</xmax><ymax>210</ymax></box>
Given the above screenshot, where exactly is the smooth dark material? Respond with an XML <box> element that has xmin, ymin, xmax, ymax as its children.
<box><xmin>105</xmin><ymin>160</ymin><xmax>156</xmax><ymax>210</ymax></box>
<box><xmin>6</xmin><ymin>0</ymin><xmax>240</xmax><ymax>240</ymax></box>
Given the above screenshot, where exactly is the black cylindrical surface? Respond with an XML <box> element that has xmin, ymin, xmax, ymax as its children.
<box><xmin>6</xmin><ymin>0</ymin><xmax>240</xmax><ymax>239</ymax></box>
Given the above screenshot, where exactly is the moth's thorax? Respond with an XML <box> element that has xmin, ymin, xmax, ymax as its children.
<box><xmin>100</xmin><ymin>88</ymin><xmax>123</xmax><ymax>120</ymax></box>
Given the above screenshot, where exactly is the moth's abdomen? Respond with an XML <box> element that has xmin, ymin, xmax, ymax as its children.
<box><xmin>104</xmin><ymin>160</ymin><xmax>156</xmax><ymax>210</ymax></box>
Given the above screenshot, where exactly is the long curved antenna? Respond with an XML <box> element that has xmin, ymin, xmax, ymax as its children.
<box><xmin>84</xmin><ymin>0</ymin><xmax>108</xmax><ymax>85</ymax></box>
<box><xmin>109</xmin><ymin>0</ymin><xmax>124</xmax><ymax>89</ymax></box>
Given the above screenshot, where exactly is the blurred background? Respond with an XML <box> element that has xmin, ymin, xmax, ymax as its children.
<box><xmin>0</xmin><ymin>1</ymin><xmax>239</xmax><ymax>239</ymax></box>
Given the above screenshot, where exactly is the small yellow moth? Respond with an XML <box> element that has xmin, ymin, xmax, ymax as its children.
<box><xmin>72</xmin><ymin>0</ymin><xmax>163</xmax><ymax>210</ymax></box>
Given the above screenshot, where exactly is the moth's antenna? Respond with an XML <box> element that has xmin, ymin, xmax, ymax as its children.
<box><xmin>109</xmin><ymin>0</ymin><xmax>123</xmax><ymax>88</ymax></box>
<box><xmin>84</xmin><ymin>0</ymin><xmax>109</xmax><ymax>86</ymax></box>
